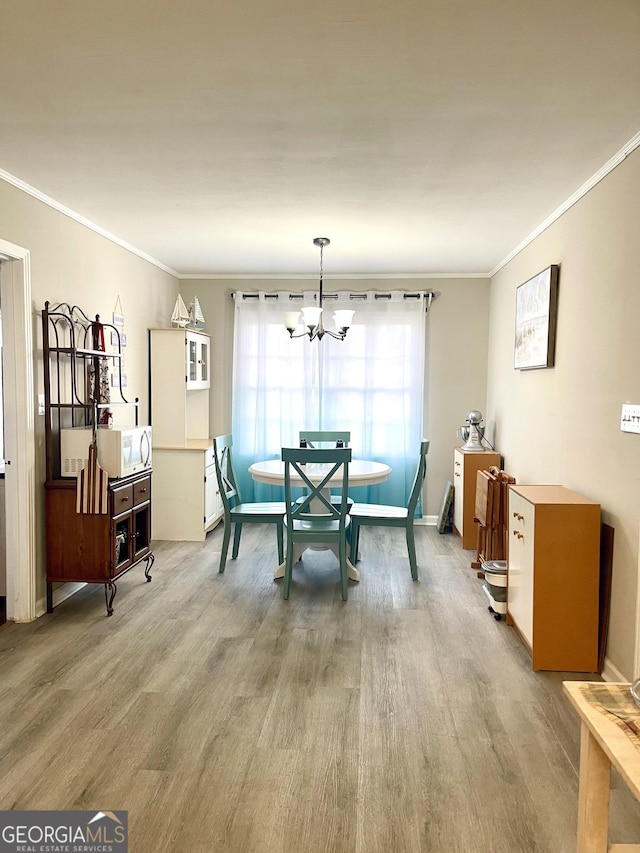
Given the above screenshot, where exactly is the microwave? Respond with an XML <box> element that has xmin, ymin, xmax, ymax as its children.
<box><xmin>60</xmin><ymin>425</ymin><xmax>152</xmax><ymax>479</ymax></box>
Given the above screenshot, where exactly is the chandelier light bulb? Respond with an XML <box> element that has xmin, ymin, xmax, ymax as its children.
<box><xmin>301</xmin><ymin>305</ymin><xmax>322</xmax><ymax>329</ymax></box>
<box><xmin>333</xmin><ymin>309</ymin><xmax>354</xmax><ymax>332</ymax></box>
<box><xmin>285</xmin><ymin>310</ymin><xmax>301</xmax><ymax>331</ymax></box>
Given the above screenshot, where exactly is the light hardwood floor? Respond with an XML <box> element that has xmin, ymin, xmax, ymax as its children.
<box><xmin>2</xmin><ymin>524</ymin><xmax>640</xmax><ymax>852</ymax></box>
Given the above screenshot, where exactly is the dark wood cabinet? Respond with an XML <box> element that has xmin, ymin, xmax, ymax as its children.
<box><xmin>45</xmin><ymin>472</ymin><xmax>153</xmax><ymax>615</ymax></box>
<box><xmin>43</xmin><ymin>302</ymin><xmax>154</xmax><ymax>616</ymax></box>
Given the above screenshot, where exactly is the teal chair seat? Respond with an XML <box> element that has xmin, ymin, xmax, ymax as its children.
<box><xmin>282</xmin><ymin>445</ymin><xmax>352</xmax><ymax>600</ymax></box>
<box><xmin>213</xmin><ymin>434</ymin><xmax>286</xmax><ymax>574</ymax></box>
<box><xmin>351</xmin><ymin>504</ymin><xmax>408</xmax><ymax>520</ymax></box>
<box><xmin>348</xmin><ymin>440</ymin><xmax>430</xmax><ymax>580</ymax></box>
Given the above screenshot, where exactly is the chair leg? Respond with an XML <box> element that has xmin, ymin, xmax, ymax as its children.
<box><xmin>339</xmin><ymin>536</ymin><xmax>348</xmax><ymax>601</ymax></box>
<box><xmin>349</xmin><ymin>521</ymin><xmax>360</xmax><ymax>563</ymax></box>
<box><xmin>283</xmin><ymin>537</ymin><xmax>294</xmax><ymax>600</ymax></box>
<box><xmin>219</xmin><ymin>521</ymin><xmax>232</xmax><ymax>574</ymax></box>
<box><xmin>232</xmin><ymin>522</ymin><xmax>242</xmax><ymax>559</ymax></box>
<box><xmin>276</xmin><ymin>520</ymin><xmax>284</xmax><ymax>564</ymax></box>
<box><xmin>406</xmin><ymin>523</ymin><xmax>418</xmax><ymax>580</ymax></box>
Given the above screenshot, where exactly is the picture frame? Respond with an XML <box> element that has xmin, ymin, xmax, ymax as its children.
<box><xmin>514</xmin><ymin>265</ymin><xmax>559</xmax><ymax>370</ymax></box>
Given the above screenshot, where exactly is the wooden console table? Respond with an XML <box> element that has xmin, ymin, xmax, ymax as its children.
<box><xmin>563</xmin><ymin>680</ymin><xmax>640</xmax><ymax>852</ymax></box>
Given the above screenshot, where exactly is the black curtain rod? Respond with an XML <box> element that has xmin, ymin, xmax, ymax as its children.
<box><xmin>233</xmin><ymin>291</ymin><xmax>435</xmax><ymax>301</ymax></box>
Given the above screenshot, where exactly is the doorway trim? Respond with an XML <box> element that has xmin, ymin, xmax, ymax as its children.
<box><xmin>0</xmin><ymin>237</ymin><xmax>36</xmax><ymax>621</ymax></box>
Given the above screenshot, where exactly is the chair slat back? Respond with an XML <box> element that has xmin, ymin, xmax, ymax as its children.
<box><xmin>299</xmin><ymin>430</ymin><xmax>351</xmax><ymax>448</ymax></box>
<box><xmin>213</xmin><ymin>434</ymin><xmax>242</xmax><ymax>512</ymax></box>
<box><xmin>282</xmin><ymin>447</ymin><xmax>351</xmax><ymax>524</ymax></box>
<box><xmin>406</xmin><ymin>439</ymin><xmax>430</xmax><ymax>515</ymax></box>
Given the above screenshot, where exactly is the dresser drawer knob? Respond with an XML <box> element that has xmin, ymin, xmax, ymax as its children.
<box><xmin>513</xmin><ymin>512</ymin><xmax>524</xmax><ymax>521</ymax></box>
<box><xmin>513</xmin><ymin>530</ymin><xmax>524</xmax><ymax>539</ymax></box>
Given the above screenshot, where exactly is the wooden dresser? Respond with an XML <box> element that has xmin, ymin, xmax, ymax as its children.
<box><xmin>453</xmin><ymin>447</ymin><xmax>501</xmax><ymax>548</ymax></box>
<box><xmin>507</xmin><ymin>484</ymin><xmax>600</xmax><ymax>672</ymax></box>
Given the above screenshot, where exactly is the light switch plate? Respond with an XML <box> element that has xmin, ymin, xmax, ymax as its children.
<box><xmin>620</xmin><ymin>403</ymin><xmax>640</xmax><ymax>433</ymax></box>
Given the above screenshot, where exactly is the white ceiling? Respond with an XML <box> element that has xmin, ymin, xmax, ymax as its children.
<box><xmin>1</xmin><ymin>0</ymin><xmax>639</xmax><ymax>277</ymax></box>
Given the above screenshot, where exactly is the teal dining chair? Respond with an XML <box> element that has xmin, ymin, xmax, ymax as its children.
<box><xmin>213</xmin><ymin>434</ymin><xmax>287</xmax><ymax>574</ymax></box>
<box><xmin>348</xmin><ymin>439</ymin><xmax>430</xmax><ymax>580</ymax></box>
<box><xmin>282</xmin><ymin>446</ymin><xmax>352</xmax><ymax>600</ymax></box>
<box><xmin>299</xmin><ymin>430</ymin><xmax>351</xmax><ymax>447</ymax></box>
<box><xmin>298</xmin><ymin>430</ymin><xmax>354</xmax><ymax>510</ymax></box>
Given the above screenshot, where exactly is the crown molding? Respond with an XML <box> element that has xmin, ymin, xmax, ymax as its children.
<box><xmin>489</xmin><ymin>130</ymin><xmax>640</xmax><ymax>277</ymax></box>
<box><xmin>178</xmin><ymin>271</ymin><xmax>490</xmax><ymax>280</ymax></box>
<box><xmin>0</xmin><ymin>169</ymin><xmax>180</xmax><ymax>278</ymax></box>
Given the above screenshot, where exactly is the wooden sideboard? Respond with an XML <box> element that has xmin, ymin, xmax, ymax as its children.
<box><xmin>45</xmin><ymin>472</ymin><xmax>153</xmax><ymax>615</ymax></box>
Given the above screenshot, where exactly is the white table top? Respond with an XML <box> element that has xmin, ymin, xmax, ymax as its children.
<box><xmin>249</xmin><ymin>459</ymin><xmax>391</xmax><ymax>488</ymax></box>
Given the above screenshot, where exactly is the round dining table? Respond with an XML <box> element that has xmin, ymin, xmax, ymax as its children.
<box><xmin>248</xmin><ymin>458</ymin><xmax>391</xmax><ymax>582</ymax></box>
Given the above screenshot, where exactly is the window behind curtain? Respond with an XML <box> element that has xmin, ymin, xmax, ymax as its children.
<box><xmin>231</xmin><ymin>290</ymin><xmax>427</xmax><ymax>509</ymax></box>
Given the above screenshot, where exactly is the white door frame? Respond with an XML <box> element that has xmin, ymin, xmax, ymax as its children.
<box><xmin>0</xmin><ymin>237</ymin><xmax>36</xmax><ymax>621</ymax></box>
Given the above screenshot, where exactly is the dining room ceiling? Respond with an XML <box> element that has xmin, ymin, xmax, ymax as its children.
<box><xmin>1</xmin><ymin>0</ymin><xmax>639</xmax><ymax>278</ymax></box>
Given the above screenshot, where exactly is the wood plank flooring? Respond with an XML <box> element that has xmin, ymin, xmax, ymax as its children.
<box><xmin>2</xmin><ymin>524</ymin><xmax>640</xmax><ymax>851</ymax></box>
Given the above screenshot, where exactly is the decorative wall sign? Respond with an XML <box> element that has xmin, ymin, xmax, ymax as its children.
<box><xmin>514</xmin><ymin>265</ymin><xmax>559</xmax><ymax>370</ymax></box>
<box><xmin>112</xmin><ymin>295</ymin><xmax>125</xmax><ymax>328</ymax></box>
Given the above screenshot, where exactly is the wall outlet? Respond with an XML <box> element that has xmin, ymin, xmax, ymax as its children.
<box><xmin>620</xmin><ymin>403</ymin><xmax>640</xmax><ymax>433</ymax></box>
<box><xmin>37</xmin><ymin>394</ymin><xmax>45</xmax><ymax>416</ymax></box>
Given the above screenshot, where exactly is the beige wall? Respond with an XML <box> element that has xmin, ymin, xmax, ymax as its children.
<box><xmin>0</xmin><ymin>179</ymin><xmax>178</xmax><ymax>606</ymax></box>
<box><xmin>487</xmin><ymin>146</ymin><xmax>640</xmax><ymax>679</ymax></box>
<box><xmin>179</xmin><ymin>276</ymin><xmax>492</xmax><ymax>517</ymax></box>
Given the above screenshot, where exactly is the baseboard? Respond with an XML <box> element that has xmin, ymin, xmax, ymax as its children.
<box><xmin>36</xmin><ymin>581</ymin><xmax>87</xmax><ymax>617</ymax></box>
<box><xmin>601</xmin><ymin>657</ymin><xmax>627</xmax><ymax>683</ymax></box>
<box><xmin>419</xmin><ymin>515</ymin><xmax>438</xmax><ymax>526</ymax></box>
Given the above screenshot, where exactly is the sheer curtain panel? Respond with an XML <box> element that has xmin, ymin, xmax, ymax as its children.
<box><xmin>231</xmin><ymin>290</ymin><xmax>427</xmax><ymax>509</ymax></box>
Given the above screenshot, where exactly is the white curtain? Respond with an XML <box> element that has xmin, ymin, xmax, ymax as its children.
<box><xmin>231</xmin><ymin>290</ymin><xmax>427</xmax><ymax>509</ymax></box>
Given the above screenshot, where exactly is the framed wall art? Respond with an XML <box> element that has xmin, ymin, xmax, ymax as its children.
<box><xmin>514</xmin><ymin>265</ymin><xmax>559</xmax><ymax>370</ymax></box>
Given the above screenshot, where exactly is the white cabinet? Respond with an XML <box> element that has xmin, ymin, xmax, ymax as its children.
<box><xmin>151</xmin><ymin>442</ymin><xmax>223</xmax><ymax>542</ymax></box>
<box><xmin>149</xmin><ymin>328</ymin><xmax>210</xmax><ymax>446</ymax></box>
<box><xmin>507</xmin><ymin>485</ymin><xmax>600</xmax><ymax>672</ymax></box>
<box><xmin>150</xmin><ymin>328</ymin><xmax>222</xmax><ymax>541</ymax></box>
<box><xmin>453</xmin><ymin>448</ymin><xmax>501</xmax><ymax>548</ymax></box>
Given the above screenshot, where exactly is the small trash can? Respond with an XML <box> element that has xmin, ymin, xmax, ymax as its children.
<box><xmin>481</xmin><ymin>559</ymin><xmax>507</xmax><ymax>620</ymax></box>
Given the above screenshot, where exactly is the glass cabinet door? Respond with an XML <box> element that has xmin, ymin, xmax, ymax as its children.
<box><xmin>132</xmin><ymin>504</ymin><xmax>151</xmax><ymax>561</ymax></box>
<box><xmin>185</xmin><ymin>331</ymin><xmax>211</xmax><ymax>390</ymax></box>
<box><xmin>199</xmin><ymin>340</ymin><xmax>208</xmax><ymax>383</ymax></box>
<box><xmin>112</xmin><ymin>513</ymin><xmax>132</xmax><ymax>573</ymax></box>
<box><xmin>188</xmin><ymin>338</ymin><xmax>198</xmax><ymax>383</ymax></box>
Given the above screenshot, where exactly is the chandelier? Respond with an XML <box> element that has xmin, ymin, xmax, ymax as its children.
<box><xmin>285</xmin><ymin>237</ymin><xmax>355</xmax><ymax>341</ymax></box>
